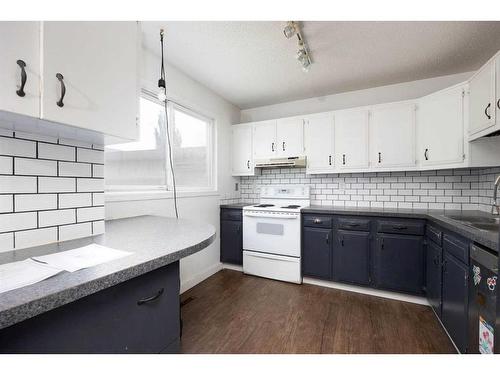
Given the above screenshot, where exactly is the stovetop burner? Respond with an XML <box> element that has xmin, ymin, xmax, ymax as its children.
<box><xmin>254</xmin><ymin>204</ymin><xmax>275</xmax><ymax>208</ymax></box>
<box><xmin>281</xmin><ymin>205</ymin><xmax>301</xmax><ymax>209</ymax></box>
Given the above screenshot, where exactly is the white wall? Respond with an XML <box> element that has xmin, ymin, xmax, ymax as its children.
<box><xmin>240</xmin><ymin>71</ymin><xmax>473</xmax><ymax>122</ymax></box>
<box><xmin>105</xmin><ymin>46</ymin><xmax>241</xmax><ymax>292</ymax></box>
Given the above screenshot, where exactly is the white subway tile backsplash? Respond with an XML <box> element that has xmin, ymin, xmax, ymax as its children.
<box><xmin>77</xmin><ymin>178</ymin><xmax>104</xmax><ymax>192</ymax></box>
<box><xmin>0</xmin><ymin>156</ymin><xmax>13</xmax><ymax>174</ymax></box>
<box><xmin>39</xmin><ymin>177</ymin><xmax>76</xmax><ymax>193</ymax></box>
<box><xmin>59</xmin><ymin>193</ymin><xmax>92</xmax><ymax>209</ymax></box>
<box><xmin>38</xmin><ymin>143</ymin><xmax>75</xmax><ymax>161</ymax></box>
<box><xmin>0</xmin><ymin>137</ymin><xmax>36</xmax><ymax>157</ymax></box>
<box><xmin>77</xmin><ymin>148</ymin><xmax>104</xmax><ymax>164</ymax></box>
<box><xmin>15</xmin><ymin>158</ymin><xmax>57</xmax><ymax>176</ymax></box>
<box><xmin>0</xmin><ymin>212</ymin><xmax>37</xmax><ymax>232</ymax></box>
<box><xmin>59</xmin><ymin>162</ymin><xmax>91</xmax><ymax>177</ymax></box>
<box><xmin>0</xmin><ymin>232</ymin><xmax>14</xmax><ymax>252</ymax></box>
<box><xmin>59</xmin><ymin>222</ymin><xmax>92</xmax><ymax>241</ymax></box>
<box><xmin>0</xmin><ymin>131</ymin><xmax>105</xmax><ymax>250</ymax></box>
<box><xmin>15</xmin><ymin>227</ymin><xmax>58</xmax><ymax>249</ymax></box>
<box><xmin>15</xmin><ymin>194</ymin><xmax>57</xmax><ymax>212</ymax></box>
<box><xmin>0</xmin><ymin>195</ymin><xmax>13</xmax><ymax>213</ymax></box>
<box><xmin>0</xmin><ymin>176</ymin><xmax>37</xmax><ymax>193</ymax></box>
<box><xmin>38</xmin><ymin>209</ymin><xmax>76</xmax><ymax>227</ymax></box>
<box><xmin>77</xmin><ymin>206</ymin><xmax>104</xmax><ymax>223</ymax></box>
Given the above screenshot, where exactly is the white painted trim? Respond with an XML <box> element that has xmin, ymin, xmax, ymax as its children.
<box><xmin>180</xmin><ymin>262</ymin><xmax>223</xmax><ymax>294</ymax></box>
<box><xmin>221</xmin><ymin>263</ymin><xmax>244</xmax><ymax>272</ymax></box>
<box><xmin>303</xmin><ymin>277</ymin><xmax>429</xmax><ymax>305</ymax></box>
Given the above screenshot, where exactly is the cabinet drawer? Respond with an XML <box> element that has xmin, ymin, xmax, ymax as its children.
<box><xmin>426</xmin><ymin>225</ymin><xmax>442</xmax><ymax>246</ymax></box>
<box><xmin>377</xmin><ymin>219</ymin><xmax>425</xmax><ymax>236</ymax></box>
<box><xmin>220</xmin><ymin>208</ymin><xmax>242</xmax><ymax>221</ymax></box>
<box><xmin>303</xmin><ymin>215</ymin><xmax>332</xmax><ymax>228</ymax></box>
<box><xmin>337</xmin><ymin>217</ymin><xmax>371</xmax><ymax>231</ymax></box>
<box><xmin>443</xmin><ymin>233</ymin><xmax>469</xmax><ymax>264</ymax></box>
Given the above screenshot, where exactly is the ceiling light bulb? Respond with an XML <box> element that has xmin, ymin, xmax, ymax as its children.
<box><xmin>296</xmin><ymin>48</ymin><xmax>306</xmax><ymax>61</ymax></box>
<box><xmin>301</xmin><ymin>60</ymin><xmax>311</xmax><ymax>72</ymax></box>
<box><xmin>157</xmin><ymin>88</ymin><xmax>167</xmax><ymax>102</ymax></box>
<box><xmin>283</xmin><ymin>21</ymin><xmax>297</xmax><ymax>39</ymax></box>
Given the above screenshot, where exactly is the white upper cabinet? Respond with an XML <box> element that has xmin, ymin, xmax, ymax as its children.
<box><xmin>334</xmin><ymin>109</ymin><xmax>369</xmax><ymax>169</ymax></box>
<box><xmin>418</xmin><ymin>84</ymin><xmax>466</xmax><ymax>167</ymax></box>
<box><xmin>253</xmin><ymin>120</ymin><xmax>277</xmax><ymax>159</ymax></box>
<box><xmin>232</xmin><ymin>124</ymin><xmax>254</xmax><ymax>176</ymax></box>
<box><xmin>276</xmin><ymin>117</ymin><xmax>304</xmax><ymax>157</ymax></box>
<box><xmin>304</xmin><ymin>112</ymin><xmax>334</xmax><ymax>173</ymax></box>
<box><xmin>469</xmin><ymin>56</ymin><xmax>496</xmax><ymax>139</ymax></box>
<box><xmin>0</xmin><ymin>22</ymin><xmax>40</xmax><ymax>118</ymax></box>
<box><xmin>370</xmin><ymin>102</ymin><xmax>416</xmax><ymax>168</ymax></box>
<box><xmin>40</xmin><ymin>22</ymin><xmax>139</xmax><ymax>141</ymax></box>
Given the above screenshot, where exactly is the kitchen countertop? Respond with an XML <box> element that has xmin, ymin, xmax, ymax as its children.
<box><xmin>302</xmin><ymin>206</ymin><xmax>499</xmax><ymax>251</ymax></box>
<box><xmin>220</xmin><ymin>202</ymin><xmax>252</xmax><ymax>209</ymax></box>
<box><xmin>0</xmin><ymin>215</ymin><xmax>216</xmax><ymax>330</ymax></box>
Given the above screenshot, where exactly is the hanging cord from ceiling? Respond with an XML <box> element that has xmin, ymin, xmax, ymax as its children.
<box><xmin>159</xmin><ymin>28</ymin><xmax>179</xmax><ymax>219</ymax></box>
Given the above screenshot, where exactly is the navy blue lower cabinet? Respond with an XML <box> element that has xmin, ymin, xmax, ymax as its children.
<box><xmin>333</xmin><ymin>230</ymin><xmax>370</xmax><ymax>285</ymax></box>
<box><xmin>374</xmin><ymin>233</ymin><xmax>424</xmax><ymax>294</ymax></box>
<box><xmin>220</xmin><ymin>219</ymin><xmax>243</xmax><ymax>265</ymax></box>
<box><xmin>302</xmin><ymin>227</ymin><xmax>332</xmax><ymax>280</ymax></box>
<box><xmin>442</xmin><ymin>251</ymin><xmax>469</xmax><ymax>353</ymax></box>
<box><xmin>426</xmin><ymin>240</ymin><xmax>443</xmax><ymax>318</ymax></box>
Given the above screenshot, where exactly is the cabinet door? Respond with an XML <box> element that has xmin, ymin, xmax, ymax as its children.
<box><xmin>333</xmin><ymin>230</ymin><xmax>370</xmax><ymax>285</ymax></box>
<box><xmin>425</xmin><ymin>241</ymin><xmax>443</xmax><ymax>317</ymax></box>
<box><xmin>418</xmin><ymin>85</ymin><xmax>465</xmax><ymax>167</ymax></box>
<box><xmin>252</xmin><ymin>120</ymin><xmax>277</xmax><ymax>159</ymax></box>
<box><xmin>334</xmin><ymin>109</ymin><xmax>369</xmax><ymax>169</ymax></box>
<box><xmin>469</xmin><ymin>58</ymin><xmax>496</xmax><ymax>136</ymax></box>
<box><xmin>276</xmin><ymin>117</ymin><xmax>304</xmax><ymax>157</ymax></box>
<box><xmin>231</xmin><ymin>124</ymin><xmax>253</xmax><ymax>176</ymax></box>
<box><xmin>302</xmin><ymin>227</ymin><xmax>332</xmax><ymax>280</ymax></box>
<box><xmin>41</xmin><ymin>22</ymin><xmax>139</xmax><ymax>141</ymax></box>
<box><xmin>304</xmin><ymin>113</ymin><xmax>334</xmax><ymax>173</ymax></box>
<box><xmin>220</xmin><ymin>219</ymin><xmax>243</xmax><ymax>265</ymax></box>
<box><xmin>370</xmin><ymin>102</ymin><xmax>416</xmax><ymax>168</ymax></box>
<box><xmin>442</xmin><ymin>251</ymin><xmax>469</xmax><ymax>353</ymax></box>
<box><xmin>0</xmin><ymin>22</ymin><xmax>40</xmax><ymax>118</ymax></box>
<box><xmin>374</xmin><ymin>233</ymin><xmax>423</xmax><ymax>294</ymax></box>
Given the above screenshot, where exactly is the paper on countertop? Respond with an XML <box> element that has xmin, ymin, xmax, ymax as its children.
<box><xmin>0</xmin><ymin>259</ymin><xmax>63</xmax><ymax>294</ymax></box>
<box><xmin>31</xmin><ymin>244</ymin><xmax>132</xmax><ymax>272</ymax></box>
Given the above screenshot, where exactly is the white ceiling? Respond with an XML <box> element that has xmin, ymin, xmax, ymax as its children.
<box><xmin>141</xmin><ymin>21</ymin><xmax>500</xmax><ymax>109</ymax></box>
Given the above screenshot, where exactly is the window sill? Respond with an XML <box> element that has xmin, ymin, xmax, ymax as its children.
<box><xmin>105</xmin><ymin>190</ymin><xmax>220</xmax><ymax>202</ymax></box>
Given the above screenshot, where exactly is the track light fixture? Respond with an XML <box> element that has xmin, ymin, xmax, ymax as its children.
<box><xmin>283</xmin><ymin>21</ymin><xmax>312</xmax><ymax>72</ymax></box>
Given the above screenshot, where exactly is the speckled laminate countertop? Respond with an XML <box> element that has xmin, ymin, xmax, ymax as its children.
<box><xmin>0</xmin><ymin>215</ymin><xmax>216</xmax><ymax>330</ymax></box>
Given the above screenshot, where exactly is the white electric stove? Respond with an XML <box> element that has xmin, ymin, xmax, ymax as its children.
<box><xmin>242</xmin><ymin>185</ymin><xmax>310</xmax><ymax>284</ymax></box>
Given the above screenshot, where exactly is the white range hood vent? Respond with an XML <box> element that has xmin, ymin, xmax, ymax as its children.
<box><xmin>254</xmin><ymin>156</ymin><xmax>306</xmax><ymax>169</ymax></box>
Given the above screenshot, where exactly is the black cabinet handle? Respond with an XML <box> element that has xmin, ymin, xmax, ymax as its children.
<box><xmin>340</xmin><ymin>237</ymin><xmax>344</xmax><ymax>247</ymax></box>
<box><xmin>236</xmin><ymin>224</ymin><xmax>241</xmax><ymax>234</ymax></box>
<box><xmin>346</xmin><ymin>223</ymin><xmax>360</xmax><ymax>227</ymax></box>
<box><xmin>282</xmin><ymin>141</ymin><xmax>285</xmax><ymax>151</ymax></box>
<box><xmin>137</xmin><ymin>288</ymin><xmax>164</xmax><ymax>305</ymax></box>
<box><xmin>271</xmin><ymin>142</ymin><xmax>275</xmax><ymax>152</ymax></box>
<box><xmin>424</xmin><ymin>148</ymin><xmax>429</xmax><ymax>161</ymax></box>
<box><xmin>342</xmin><ymin>154</ymin><xmax>346</xmax><ymax>165</ymax></box>
<box><xmin>325</xmin><ymin>232</ymin><xmax>330</xmax><ymax>245</ymax></box>
<box><xmin>393</xmin><ymin>225</ymin><xmax>408</xmax><ymax>230</ymax></box>
<box><xmin>328</xmin><ymin>155</ymin><xmax>332</xmax><ymax>166</ymax></box>
<box><xmin>485</xmin><ymin>103</ymin><xmax>491</xmax><ymax>119</ymax></box>
<box><xmin>56</xmin><ymin>73</ymin><xmax>66</xmax><ymax>108</ymax></box>
<box><xmin>247</xmin><ymin>160</ymin><xmax>250</xmax><ymax>169</ymax></box>
<box><xmin>16</xmin><ymin>60</ymin><xmax>27</xmax><ymax>97</ymax></box>
<box><xmin>433</xmin><ymin>256</ymin><xmax>439</xmax><ymax>266</ymax></box>
<box><xmin>497</xmin><ymin>98</ymin><xmax>500</xmax><ymax>110</ymax></box>
<box><xmin>378</xmin><ymin>152</ymin><xmax>381</xmax><ymax>163</ymax></box>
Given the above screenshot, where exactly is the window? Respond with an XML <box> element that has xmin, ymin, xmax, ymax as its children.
<box><xmin>105</xmin><ymin>94</ymin><xmax>215</xmax><ymax>193</ymax></box>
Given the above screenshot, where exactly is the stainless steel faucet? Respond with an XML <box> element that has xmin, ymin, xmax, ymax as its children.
<box><xmin>492</xmin><ymin>175</ymin><xmax>500</xmax><ymax>215</ymax></box>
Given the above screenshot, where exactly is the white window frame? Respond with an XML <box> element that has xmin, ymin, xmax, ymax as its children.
<box><xmin>105</xmin><ymin>90</ymin><xmax>217</xmax><ymax>195</ymax></box>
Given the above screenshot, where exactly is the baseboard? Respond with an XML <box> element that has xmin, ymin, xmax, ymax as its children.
<box><xmin>180</xmin><ymin>263</ymin><xmax>223</xmax><ymax>294</ymax></box>
<box><xmin>221</xmin><ymin>263</ymin><xmax>243</xmax><ymax>272</ymax></box>
<box><xmin>303</xmin><ymin>277</ymin><xmax>429</xmax><ymax>306</ymax></box>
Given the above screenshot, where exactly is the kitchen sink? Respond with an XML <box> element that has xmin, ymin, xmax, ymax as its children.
<box><xmin>443</xmin><ymin>215</ymin><xmax>500</xmax><ymax>232</ymax></box>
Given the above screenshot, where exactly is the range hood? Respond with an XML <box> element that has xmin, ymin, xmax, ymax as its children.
<box><xmin>254</xmin><ymin>156</ymin><xmax>306</xmax><ymax>168</ymax></box>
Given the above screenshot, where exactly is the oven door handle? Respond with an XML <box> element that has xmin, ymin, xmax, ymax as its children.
<box><xmin>243</xmin><ymin>212</ymin><xmax>298</xmax><ymax>219</ymax></box>
<box><xmin>245</xmin><ymin>252</ymin><xmax>299</xmax><ymax>262</ymax></box>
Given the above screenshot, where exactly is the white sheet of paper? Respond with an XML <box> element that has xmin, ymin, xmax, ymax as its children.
<box><xmin>32</xmin><ymin>244</ymin><xmax>132</xmax><ymax>272</ymax></box>
<box><xmin>0</xmin><ymin>259</ymin><xmax>63</xmax><ymax>294</ymax></box>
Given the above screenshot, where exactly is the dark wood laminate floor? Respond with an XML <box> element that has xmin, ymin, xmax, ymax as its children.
<box><xmin>180</xmin><ymin>270</ymin><xmax>456</xmax><ymax>354</ymax></box>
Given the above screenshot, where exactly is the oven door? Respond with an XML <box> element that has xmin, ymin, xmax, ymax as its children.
<box><xmin>243</xmin><ymin>210</ymin><xmax>301</xmax><ymax>257</ymax></box>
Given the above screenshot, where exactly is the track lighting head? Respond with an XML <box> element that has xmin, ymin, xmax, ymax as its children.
<box><xmin>283</xmin><ymin>21</ymin><xmax>297</xmax><ymax>39</ymax></box>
